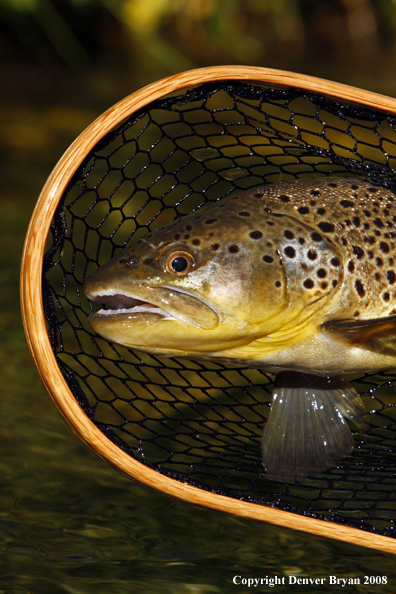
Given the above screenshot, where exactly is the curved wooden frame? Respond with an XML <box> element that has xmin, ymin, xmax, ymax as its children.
<box><xmin>21</xmin><ymin>66</ymin><xmax>396</xmax><ymax>555</ymax></box>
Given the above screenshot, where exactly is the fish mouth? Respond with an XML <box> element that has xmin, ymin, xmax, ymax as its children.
<box><xmin>85</xmin><ymin>287</ymin><xmax>219</xmax><ymax>330</ymax></box>
<box><xmin>87</xmin><ymin>292</ymin><xmax>174</xmax><ymax>321</ymax></box>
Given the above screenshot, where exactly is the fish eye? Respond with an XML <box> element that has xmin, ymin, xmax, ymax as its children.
<box><xmin>165</xmin><ymin>251</ymin><xmax>195</xmax><ymax>275</ymax></box>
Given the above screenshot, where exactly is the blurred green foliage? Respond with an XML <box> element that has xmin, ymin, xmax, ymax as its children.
<box><xmin>2</xmin><ymin>0</ymin><xmax>396</xmax><ymax>81</ymax></box>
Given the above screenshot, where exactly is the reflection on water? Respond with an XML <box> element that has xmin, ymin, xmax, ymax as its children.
<box><xmin>3</xmin><ymin>103</ymin><xmax>396</xmax><ymax>592</ymax></box>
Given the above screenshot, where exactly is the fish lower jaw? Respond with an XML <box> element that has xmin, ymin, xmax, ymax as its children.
<box><xmin>85</xmin><ymin>289</ymin><xmax>174</xmax><ymax>320</ymax></box>
<box><xmin>89</xmin><ymin>305</ymin><xmax>173</xmax><ymax>320</ymax></box>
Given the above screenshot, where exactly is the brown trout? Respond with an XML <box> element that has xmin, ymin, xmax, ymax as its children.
<box><xmin>84</xmin><ymin>178</ymin><xmax>396</xmax><ymax>482</ymax></box>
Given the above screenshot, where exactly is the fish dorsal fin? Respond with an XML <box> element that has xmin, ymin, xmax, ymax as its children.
<box><xmin>323</xmin><ymin>315</ymin><xmax>396</xmax><ymax>356</ymax></box>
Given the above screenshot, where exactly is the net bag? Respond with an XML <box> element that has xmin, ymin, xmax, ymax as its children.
<box><xmin>21</xmin><ymin>66</ymin><xmax>396</xmax><ymax>554</ymax></box>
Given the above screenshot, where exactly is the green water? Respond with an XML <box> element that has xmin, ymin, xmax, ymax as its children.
<box><xmin>1</xmin><ymin>106</ymin><xmax>396</xmax><ymax>594</ymax></box>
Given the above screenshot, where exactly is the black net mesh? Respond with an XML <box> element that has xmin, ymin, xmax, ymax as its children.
<box><xmin>43</xmin><ymin>81</ymin><xmax>396</xmax><ymax>538</ymax></box>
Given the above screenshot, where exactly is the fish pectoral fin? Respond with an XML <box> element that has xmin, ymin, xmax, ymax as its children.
<box><xmin>262</xmin><ymin>372</ymin><xmax>367</xmax><ymax>483</ymax></box>
<box><xmin>322</xmin><ymin>314</ymin><xmax>396</xmax><ymax>356</ymax></box>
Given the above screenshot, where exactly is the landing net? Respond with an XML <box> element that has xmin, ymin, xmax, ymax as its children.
<box><xmin>43</xmin><ymin>81</ymin><xmax>396</xmax><ymax>537</ymax></box>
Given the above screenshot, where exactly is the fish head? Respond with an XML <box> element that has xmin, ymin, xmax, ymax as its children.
<box><xmin>84</xmin><ymin>189</ymin><xmax>343</xmax><ymax>358</ymax></box>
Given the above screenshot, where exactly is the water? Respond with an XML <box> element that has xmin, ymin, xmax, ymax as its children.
<box><xmin>1</xmin><ymin>105</ymin><xmax>396</xmax><ymax>594</ymax></box>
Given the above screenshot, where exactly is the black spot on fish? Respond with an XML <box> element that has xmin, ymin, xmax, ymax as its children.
<box><xmin>174</xmin><ymin>233</ymin><xmax>181</xmax><ymax>240</ymax></box>
<box><xmin>387</xmin><ymin>270</ymin><xmax>396</xmax><ymax>284</ymax></box>
<box><xmin>363</xmin><ymin>210</ymin><xmax>371</xmax><ymax>217</ymax></box>
<box><xmin>317</xmin><ymin>269</ymin><xmax>327</xmax><ymax>278</ymax></box>
<box><xmin>212</xmin><ymin>243</ymin><xmax>220</xmax><ymax>251</ymax></box>
<box><xmin>250</xmin><ymin>230</ymin><xmax>263</xmax><ymax>239</ymax></box>
<box><xmin>329</xmin><ymin>182</ymin><xmax>338</xmax><ymax>187</ymax></box>
<box><xmin>310</xmin><ymin>190</ymin><xmax>320</xmax><ymax>197</ymax></box>
<box><xmin>352</xmin><ymin>245</ymin><xmax>364</xmax><ymax>259</ymax></box>
<box><xmin>374</xmin><ymin>218</ymin><xmax>385</xmax><ymax>228</ymax></box>
<box><xmin>383</xmin><ymin>292</ymin><xmax>391</xmax><ymax>301</ymax></box>
<box><xmin>298</xmin><ymin>207</ymin><xmax>309</xmax><ymax>214</ymax></box>
<box><xmin>348</xmin><ymin>261</ymin><xmax>355</xmax><ymax>272</ymax></box>
<box><xmin>354</xmin><ymin>310</ymin><xmax>360</xmax><ymax>316</ymax></box>
<box><xmin>192</xmin><ymin>239</ymin><xmax>200</xmax><ymax>246</ymax></box>
<box><xmin>380</xmin><ymin>241</ymin><xmax>390</xmax><ymax>253</ymax></box>
<box><xmin>331</xmin><ymin>257</ymin><xmax>340</xmax><ymax>267</ymax></box>
<box><xmin>275</xmin><ymin>280</ymin><xmax>282</xmax><ymax>287</ymax></box>
<box><xmin>321</xmin><ymin>281</ymin><xmax>328</xmax><ymax>289</ymax></box>
<box><xmin>267</xmin><ymin>221</ymin><xmax>274</xmax><ymax>226</ymax></box>
<box><xmin>318</xmin><ymin>222</ymin><xmax>335</xmax><ymax>233</ymax></box>
<box><xmin>351</xmin><ymin>184</ymin><xmax>359</xmax><ymax>190</ymax></box>
<box><xmin>254</xmin><ymin>192</ymin><xmax>264</xmax><ymax>198</ymax></box>
<box><xmin>352</xmin><ymin>217</ymin><xmax>360</xmax><ymax>227</ymax></box>
<box><xmin>311</xmin><ymin>232</ymin><xmax>323</xmax><ymax>242</ymax></box>
<box><xmin>317</xmin><ymin>208</ymin><xmax>326</xmax><ymax>215</ymax></box>
<box><xmin>263</xmin><ymin>255</ymin><xmax>274</xmax><ymax>263</ymax></box>
<box><xmin>284</xmin><ymin>246</ymin><xmax>296</xmax><ymax>258</ymax></box>
<box><xmin>298</xmin><ymin>237</ymin><xmax>305</xmax><ymax>245</ymax></box>
<box><xmin>340</xmin><ymin>200</ymin><xmax>354</xmax><ymax>208</ymax></box>
<box><xmin>332</xmin><ymin>280</ymin><xmax>338</xmax><ymax>287</ymax></box>
<box><xmin>119</xmin><ymin>256</ymin><xmax>138</xmax><ymax>266</ymax></box>
<box><xmin>376</xmin><ymin>257</ymin><xmax>384</xmax><ymax>267</ymax></box>
<box><xmin>229</xmin><ymin>245</ymin><xmax>239</xmax><ymax>253</ymax></box>
<box><xmin>307</xmin><ymin>250</ymin><xmax>317</xmax><ymax>260</ymax></box>
<box><xmin>279</xmin><ymin>194</ymin><xmax>290</xmax><ymax>202</ymax></box>
<box><xmin>205</xmin><ymin>218</ymin><xmax>217</xmax><ymax>225</ymax></box>
<box><xmin>303</xmin><ymin>279</ymin><xmax>314</xmax><ymax>289</ymax></box>
<box><xmin>184</xmin><ymin>234</ymin><xmax>190</xmax><ymax>239</ymax></box>
<box><xmin>238</xmin><ymin>211</ymin><xmax>251</xmax><ymax>217</ymax></box>
<box><xmin>186</xmin><ymin>224</ymin><xmax>192</xmax><ymax>231</ymax></box>
<box><xmin>355</xmin><ymin>280</ymin><xmax>366</xmax><ymax>297</ymax></box>
<box><xmin>284</xmin><ymin>230</ymin><xmax>294</xmax><ymax>239</ymax></box>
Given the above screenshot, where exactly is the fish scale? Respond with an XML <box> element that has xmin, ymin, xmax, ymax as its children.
<box><xmin>256</xmin><ymin>178</ymin><xmax>396</xmax><ymax>321</ymax></box>
<box><xmin>84</xmin><ymin>178</ymin><xmax>396</xmax><ymax>481</ymax></box>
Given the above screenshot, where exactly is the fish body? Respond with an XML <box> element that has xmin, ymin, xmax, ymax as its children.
<box><xmin>84</xmin><ymin>178</ymin><xmax>396</xmax><ymax>481</ymax></box>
